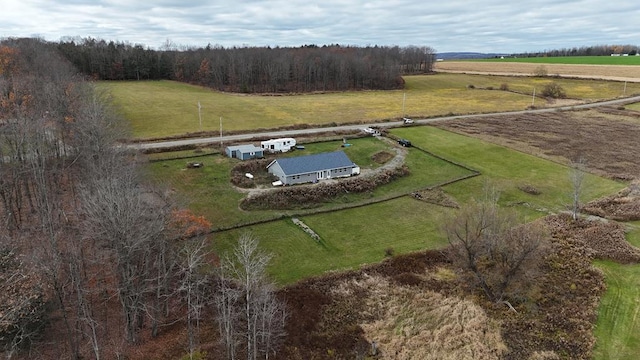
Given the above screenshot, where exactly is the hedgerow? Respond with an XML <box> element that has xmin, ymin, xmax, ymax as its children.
<box><xmin>240</xmin><ymin>165</ymin><xmax>410</xmax><ymax>210</ymax></box>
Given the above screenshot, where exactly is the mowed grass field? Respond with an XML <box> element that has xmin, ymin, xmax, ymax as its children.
<box><xmin>154</xmin><ymin>126</ymin><xmax>625</xmax><ymax>284</ymax></box>
<box><xmin>97</xmin><ymin>73</ymin><xmax>640</xmax><ymax>139</ymax></box>
<box><xmin>593</xmin><ymin>227</ymin><xmax>640</xmax><ymax>360</ymax></box>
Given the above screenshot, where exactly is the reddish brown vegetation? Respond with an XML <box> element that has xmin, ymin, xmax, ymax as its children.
<box><xmin>276</xmin><ymin>213</ymin><xmax>638</xmax><ymax>360</ymax></box>
<box><xmin>583</xmin><ymin>181</ymin><xmax>640</xmax><ymax>221</ymax></box>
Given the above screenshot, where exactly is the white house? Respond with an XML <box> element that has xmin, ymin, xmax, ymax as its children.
<box><xmin>260</xmin><ymin>138</ymin><xmax>296</xmax><ymax>153</ymax></box>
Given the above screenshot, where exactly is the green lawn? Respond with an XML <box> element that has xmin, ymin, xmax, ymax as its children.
<box><xmin>472</xmin><ymin>56</ymin><xmax>640</xmax><ymax>65</ymax></box>
<box><xmin>212</xmin><ymin>198</ymin><xmax>451</xmax><ymax>284</ymax></box>
<box><xmin>593</xmin><ymin>260</ymin><xmax>640</xmax><ymax>359</ymax></box>
<box><xmin>146</xmin><ymin>135</ymin><xmax>473</xmax><ymax>230</ymax></box>
<box><xmin>592</xmin><ymin>226</ymin><xmax>640</xmax><ymax>360</ymax></box>
<box><xmin>186</xmin><ymin>127</ymin><xmax>625</xmax><ymax>284</ymax></box>
<box><xmin>390</xmin><ymin>126</ymin><xmax>624</xmax><ymax>215</ymax></box>
<box><xmin>98</xmin><ymin>74</ymin><xmax>640</xmax><ymax>139</ymax></box>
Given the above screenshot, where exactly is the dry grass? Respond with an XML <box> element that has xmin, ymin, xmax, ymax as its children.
<box><xmin>434</xmin><ymin>108</ymin><xmax>640</xmax><ymax>181</ymax></box>
<box><xmin>434</xmin><ymin>61</ymin><xmax>640</xmax><ymax>82</ymax></box>
<box><xmin>330</xmin><ymin>274</ymin><xmax>506</xmax><ymax>360</ymax></box>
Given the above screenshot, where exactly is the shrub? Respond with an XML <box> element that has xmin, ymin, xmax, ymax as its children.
<box><xmin>541</xmin><ymin>82</ymin><xmax>567</xmax><ymax>99</ymax></box>
<box><xmin>533</xmin><ymin>65</ymin><xmax>548</xmax><ymax>77</ymax></box>
<box><xmin>384</xmin><ymin>247</ymin><xmax>395</xmax><ymax>257</ymax></box>
<box><xmin>467</xmin><ymin>84</ymin><xmax>475</xmax><ymax>89</ymax></box>
<box><xmin>500</xmin><ymin>83</ymin><xmax>509</xmax><ymax>91</ymax></box>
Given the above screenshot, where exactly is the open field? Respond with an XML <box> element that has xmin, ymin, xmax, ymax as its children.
<box><xmin>147</xmin><ymin>135</ymin><xmax>473</xmax><ymax>232</ymax></box>
<box><xmin>150</xmin><ymin>126</ymin><xmax>625</xmax><ymax>284</ymax></box>
<box><xmin>435</xmin><ymin>60</ymin><xmax>640</xmax><ymax>82</ymax></box>
<box><xmin>473</xmin><ymin>56</ymin><xmax>640</xmax><ymax>65</ymax></box>
<box><xmin>432</xmin><ymin>108</ymin><xmax>640</xmax><ymax>181</ymax></box>
<box><xmin>593</xmin><ymin>258</ymin><xmax>640</xmax><ymax>360</ymax></box>
<box><xmin>98</xmin><ymin>74</ymin><xmax>640</xmax><ymax>139</ymax></box>
<box><xmin>133</xmin><ymin>69</ymin><xmax>640</xmax><ymax>357</ymax></box>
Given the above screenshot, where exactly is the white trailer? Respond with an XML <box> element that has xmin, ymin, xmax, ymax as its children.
<box><xmin>260</xmin><ymin>138</ymin><xmax>297</xmax><ymax>153</ymax></box>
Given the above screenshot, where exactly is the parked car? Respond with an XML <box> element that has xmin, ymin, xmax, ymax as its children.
<box><xmin>398</xmin><ymin>139</ymin><xmax>412</xmax><ymax>147</ymax></box>
<box><xmin>403</xmin><ymin>117</ymin><xmax>414</xmax><ymax>124</ymax></box>
<box><xmin>362</xmin><ymin>127</ymin><xmax>380</xmax><ymax>135</ymax></box>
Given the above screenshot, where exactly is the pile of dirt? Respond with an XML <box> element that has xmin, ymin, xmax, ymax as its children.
<box><xmin>583</xmin><ymin>181</ymin><xmax>640</xmax><ymax>221</ymax></box>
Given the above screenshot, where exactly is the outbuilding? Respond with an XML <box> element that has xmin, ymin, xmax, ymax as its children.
<box><xmin>266</xmin><ymin>151</ymin><xmax>360</xmax><ymax>185</ymax></box>
<box><xmin>225</xmin><ymin>144</ymin><xmax>264</xmax><ymax>161</ymax></box>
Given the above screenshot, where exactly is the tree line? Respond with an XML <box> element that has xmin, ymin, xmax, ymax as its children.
<box><xmin>0</xmin><ymin>37</ymin><xmax>285</xmax><ymax>360</ymax></box>
<box><xmin>512</xmin><ymin>44</ymin><xmax>639</xmax><ymax>57</ymax></box>
<box><xmin>56</xmin><ymin>38</ymin><xmax>435</xmax><ymax>92</ymax></box>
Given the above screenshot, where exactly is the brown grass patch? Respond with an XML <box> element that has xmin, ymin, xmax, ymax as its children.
<box><xmin>371</xmin><ymin>150</ymin><xmax>395</xmax><ymax>164</ymax></box>
<box><xmin>583</xmin><ymin>181</ymin><xmax>640</xmax><ymax>221</ymax></box>
<box><xmin>434</xmin><ymin>62</ymin><xmax>640</xmax><ymax>82</ymax></box>
<box><xmin>352</xmin><ymin>275</ymin><xmax>506</xmax><ymax>360</ymax></box>
<box><xmin>412</xmin><ymin>187</ymin><xmax>460</xmax><ymax>208</ymax></box>
<box><xmin>434</xmin><ymin>108</ymin><xmax>640</xmax><ymax>180</ymax></box>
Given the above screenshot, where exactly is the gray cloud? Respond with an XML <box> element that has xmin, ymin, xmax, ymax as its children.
<box><xmin>1</xmin><ymin>0</ymin><xmax>638</xmax><ymax>53</ymax></box>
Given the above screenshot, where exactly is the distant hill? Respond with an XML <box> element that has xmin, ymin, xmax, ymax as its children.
<box><xmin>436</xmin><ymin>52</ymin><xmax>508</xmax><ymax>60</ymax></box>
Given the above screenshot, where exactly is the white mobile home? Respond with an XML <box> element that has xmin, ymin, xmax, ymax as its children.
<box><xmin>260</xmin><ymin>138</ymin><xmax>296</xmax><ymax>153</ymax></box>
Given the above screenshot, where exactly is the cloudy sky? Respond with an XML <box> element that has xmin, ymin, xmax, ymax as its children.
<box><xmin>1</xmin><ymin>0</ymin><xmax>638</xmax><ymax>53</ymax></box>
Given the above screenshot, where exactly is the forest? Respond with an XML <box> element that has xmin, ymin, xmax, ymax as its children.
<box><xmin>56</xmin><ymin>38</ymin><xmax>435</xmax><ymax>92</ymax></box>
<box><xmin>0</xmin><ymin>37</ymin><xmax>289</xmax><ymax>359</ymax></box>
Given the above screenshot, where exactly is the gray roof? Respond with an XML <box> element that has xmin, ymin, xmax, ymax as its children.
<box><xmin>226</xmin><ymin>144</ymin><xmax>263</xmax><ymax>153</ymax></box>
<box><xmin>269</xmin><ymin>151</ymin><xmax>355</xmax><ymax>175</ymax></box>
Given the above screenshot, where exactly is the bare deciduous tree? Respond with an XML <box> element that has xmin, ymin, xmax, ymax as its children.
<box><xmin>80</xmin><ymin>160</ymin><xmax>170</xmax><ymax>343</ymax></box>
<box><xmin>179</xmin><ymin>238</ymin><xmax>210</xmax><ymax>358</ymax></box>
<box><xmin>569</xmin><ymin>159</ymin><xmax>587</xmax><ymax>221</ymax></box>
<box><xmin>214</xmin><ymin>234</ymin><xmax>286</xmax><ymax>360</ymax></box>
<box><xmin>444</xmin><ymin>197</ymin><xmax>549</xmax><ymax>305</ymax></box>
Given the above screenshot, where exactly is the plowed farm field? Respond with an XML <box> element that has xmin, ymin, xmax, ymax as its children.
<box><xmin>434</xmin><ymin>61</ymin><xmax>640</xmax><ymax>82</ymax></box>
<box><xmin>433</xmin><ymin>107</ymin><xmax>640</xmax><ymax>181</ymax></box>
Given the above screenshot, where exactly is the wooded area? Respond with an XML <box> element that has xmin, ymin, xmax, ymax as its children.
<box><xmin>57</xmin><ymin>38</ymin><xmax>435</xmax><ymax>92</ymax></box>
<box><xmin>0</xmin><ymin>37</ymin><xmax>285</xmax><ymax>360</ymax></box>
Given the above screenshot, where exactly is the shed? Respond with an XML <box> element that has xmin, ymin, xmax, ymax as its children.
<box><xmin>266</xmin><ymin>151</ymin><xmax>360</xmax><ymax>185</ymax></box>
<box><xmin>225</xmin><ymin>144</ymin><xmax>264</xmax><ymax>161</ymax></box>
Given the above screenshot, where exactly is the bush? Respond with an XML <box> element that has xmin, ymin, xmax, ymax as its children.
<box><xmin>500</xmin><ymin>83</ymin><xmax>509</xmax><ymax>91</ymax></box>
<box><xmin>541</xmin><ymin>82</ymin><xmax>567</xmax><ymax>99</ymax></box>
<box><xmin>533</xmin><ymin>65</ymin><xmax>548</xmax><ymax>77</ymax></box>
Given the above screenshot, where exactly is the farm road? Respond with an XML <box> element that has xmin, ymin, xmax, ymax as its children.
<box><xmin>132</xmin><ymin>95</ymin><xmax>640</xmax><ymax>150</ymax></box>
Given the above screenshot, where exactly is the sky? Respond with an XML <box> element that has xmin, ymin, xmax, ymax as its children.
<box><xmin>1</xmin><ymin>0</ymin><xmax>638</xmax><ymax>54</ymax></box>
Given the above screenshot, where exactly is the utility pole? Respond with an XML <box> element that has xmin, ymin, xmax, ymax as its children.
<box><xmin>197</xmin><ymin>101</ymin><xmax>202</xmax><ymax>132</ymax></box>
<box><xmin>219</xmin><ymin>116</ymin><xmax>223</xmax><ymax>148</ymax></box>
